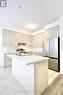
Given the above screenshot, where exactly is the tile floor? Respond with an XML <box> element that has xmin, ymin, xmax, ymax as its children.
<box><xmin>0</xmin><ymin>67</ymin><xmax>59</xmax><ymax>95</ymax></box>
<box><xmin>0</xmin><ymin>67</ymin><xmax>29</xmax><ymax>95</ymax></box>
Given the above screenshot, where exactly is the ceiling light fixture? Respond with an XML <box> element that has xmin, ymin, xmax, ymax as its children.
<box><xmin>25</xmin><ymin>24</ymin><xmax>37</xmax><ymax>30</ymax></box>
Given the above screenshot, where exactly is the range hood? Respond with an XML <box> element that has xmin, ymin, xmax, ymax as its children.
<box><xmin>18</xmin><ymin>42</ymin><xmax>26</xmax><ymax>46</ymax></box>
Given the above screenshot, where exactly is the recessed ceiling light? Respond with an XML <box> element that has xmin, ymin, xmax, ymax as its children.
<box><xmin>25</xmin><ymin>24</ymin><xmax>37</xmax><ymax>30</ymax></box>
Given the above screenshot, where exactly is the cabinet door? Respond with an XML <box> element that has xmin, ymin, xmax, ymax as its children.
<box><xmin>50</xmin><ymin>38</ymin><xmax>58</xmax><ymax>58</ymax></box>
<box><xmin>49</xmin><ymin>58</ymin><xmax>58</xmax><ymax>71</ymax></box>
<box><xmin>33</xmin><ymin>34</ymin><xmax>42</xmax><ymax>48</ymax></box>
<box><xmin>11</xmin><ymin>32</ymin><xmax>17</xmax><ymax>47</ymax></box>
<box><xmin>2</xmin><ymin>29</ymin><xmax>17</xmax><ymax>47</ymax></box>
<box><xmin>43</xmin><ymin>39</ymin><xmax>49</xmax><ymax>57</ymax></box>
<box><xmin>2</xmin><ymin>29</ymin><xmax>11</xmax><ymax>46</ymax></box>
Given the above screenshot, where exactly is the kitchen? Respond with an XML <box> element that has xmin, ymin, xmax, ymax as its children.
<box><xmin>0</xmin><ymin>22</ymin><xmax>61</xmax><ymax>95</ymax></box>
<box><xmin>0</xmin><ymin>0</ymin><xmax>63</xmax><ymax>95</ymax></box>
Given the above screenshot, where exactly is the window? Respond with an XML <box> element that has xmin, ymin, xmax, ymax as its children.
<box><xmin>0</xmin><ymin>0</ymin><xmax>7</xmax><ymax>7</ymax></box>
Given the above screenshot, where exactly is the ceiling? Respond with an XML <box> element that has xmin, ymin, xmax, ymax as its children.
<box><xmin>0</xmin><ymin>0</ymin><xmax>63</xmax><ymax>34</ymax></box>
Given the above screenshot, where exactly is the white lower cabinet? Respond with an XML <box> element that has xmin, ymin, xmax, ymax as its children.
<box><xmin>4</xmin><ymin>55</ymin><xmax>12</xmax><ymax>67</ymax></box>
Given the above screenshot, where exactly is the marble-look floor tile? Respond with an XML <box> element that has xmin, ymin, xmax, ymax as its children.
<box><xmin>0</xmin><ymin>67</ymin><xmax>29</xmax><ymax>95</ymax></box>
<box><xmin>0</xmin><ymin>67</ymin><xmax>60</xmax><ymax>95</ymax></box>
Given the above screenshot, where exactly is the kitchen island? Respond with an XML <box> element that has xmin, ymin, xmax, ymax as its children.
<box><xmin>7</xmin><ymin>54</ymin><xmax>48</xmax><ymax>95</ymax></box>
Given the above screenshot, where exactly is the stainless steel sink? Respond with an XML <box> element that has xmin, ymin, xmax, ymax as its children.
<box><xmin>15</xmin><ymin>52</ymin><xmax>32</xmax><ymax>56</ymax></box>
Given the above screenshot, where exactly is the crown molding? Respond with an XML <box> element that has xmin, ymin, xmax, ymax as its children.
<box><xmin>1</xmin><ymin>26</ymin><xmax>32</xmax><ymax>35</ymax></box>
<box><xmin>32</xmin><ymin>21</ymin><xmax>59</xmax><ymax>35</ymax></box>
<box><xmin>0</xmin><ymin>20</ymin><xmax>59</xmax><ymax>36</ymax></box>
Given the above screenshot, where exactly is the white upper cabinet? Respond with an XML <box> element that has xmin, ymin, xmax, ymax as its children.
<box><xmin>2</xmin><ymin>29</ymin><xmax>17</xmax><ymax>47</ymax></box>
<box><xmin>1</xmin><ymin>29</ymin><xmax>32</xmax><ymax>48</ymax></box>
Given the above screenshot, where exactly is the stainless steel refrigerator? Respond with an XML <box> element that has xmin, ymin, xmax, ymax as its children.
<box><xmin>43</xmin><ymin>39</ymin><xmax>49</xmax><ymax>57</ymax></box>
<box><xmin>43</xmin><ymin>37</ymin><xmax>60</xmax><ymax>72</ymax></box>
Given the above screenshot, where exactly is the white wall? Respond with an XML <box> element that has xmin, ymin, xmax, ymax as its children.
<box><xmin>0</xmin><ymin>28</ymin><xmax>2</xmax><ymax>47</ymax></box>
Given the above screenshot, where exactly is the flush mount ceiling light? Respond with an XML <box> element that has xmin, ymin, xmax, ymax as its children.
<box><xmin>25</xmin><ymin>24</ymin><xmax>37</xmax><ymax>30</ymax></box>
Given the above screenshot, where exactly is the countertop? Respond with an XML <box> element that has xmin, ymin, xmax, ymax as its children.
<box><xmin>7</xmin><ymin>54</ymin><xmax>48</xmax><ymax>65</ymax></box>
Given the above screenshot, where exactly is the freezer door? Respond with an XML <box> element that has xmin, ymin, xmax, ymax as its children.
<box><xmin>50</xmin><ymin>38</ymin><xmax>58</xmax><ymax>58</ymax></box>
<box><xmin>43</xmin><ymin>39</ymin><xmax>49</xmax><ymax>57</ymax></box>
<box><xmin>48</xmin><ymin>58</ymin><xmax>58</xmax><ymax>71</ymax></box>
